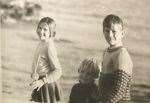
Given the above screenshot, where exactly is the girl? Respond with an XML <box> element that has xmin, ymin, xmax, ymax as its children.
<box><xmin>30</xmin><ymin>17</ymin><xmax>62</xmax><ymax>103</ymax></box>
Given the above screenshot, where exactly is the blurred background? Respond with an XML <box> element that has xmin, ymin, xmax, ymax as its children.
<box><xmin>1</xmin><ymin>0</ymin><xmax>150</xmax><ymax>103</ymax></box>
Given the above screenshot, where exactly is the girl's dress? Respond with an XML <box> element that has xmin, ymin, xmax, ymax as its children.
<box><xmin>99</xmin><ymin>47</ymin><xmax>133</xmax><ymax>103</ymax></box>
<box><xmin>31</xmin><ymin>40</ymin><xmax>62</xmax><ymax>103</ymax></box>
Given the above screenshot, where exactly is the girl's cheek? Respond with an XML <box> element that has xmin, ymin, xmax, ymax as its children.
<box><xmin>37</xmin><ymin>31</ymin><xmax>41</xmax><ymax>37</ymax></box>
<box><xmin>49</xmin><ymin>33</ymin><xmax>52</xmax><ymax>37</ymax></box>
<box><xmin>37</xmin><ymin>33</ymin><xmax>40</xmax><ymax>38</ymax></box>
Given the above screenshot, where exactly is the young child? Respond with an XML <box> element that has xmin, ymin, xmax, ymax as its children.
<box><xmin>30</xmin><ymin>17</ymin><xmax>62</xmax><ymax>103</ymax></box>
<box><xmin>69</xmin><ymin>58</ymin><xmax>100</xmax><ymax>103</ymax></box>
<box><xmin>98</xmin><ymin>14</ymin><xmax>133</xmax><ymax>103</ymax></box>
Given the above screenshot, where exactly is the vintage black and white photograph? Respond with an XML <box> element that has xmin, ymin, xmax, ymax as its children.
<box><xmin>1</xmin><ymin>0</ymin><xmax>150</xmax><ymax>103</ymax></box>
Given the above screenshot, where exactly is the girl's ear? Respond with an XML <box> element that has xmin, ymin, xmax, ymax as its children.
<box><xmin>49</xmin><ymin>31</ymin><xmax>56</xmax><ymax>37</ymax></box>
<box><xmin>52</xmin><ymin>31</ymin><xmax>56</xmax><ymax>37</ymax></box>
<box><xmin>36</xmin><ymin>28</ymin><xmax>40</xmax><ymax>38</ymax></box>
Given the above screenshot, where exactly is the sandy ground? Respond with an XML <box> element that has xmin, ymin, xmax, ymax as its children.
<box><xmin>1</xmin><ymin>0</ymin><xmax>150</xmax><ymax>103</ymax></box>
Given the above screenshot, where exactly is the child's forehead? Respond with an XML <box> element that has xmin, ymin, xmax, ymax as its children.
<box><xmin>39</xmin><ymin>22</ymin><xmax>55</xmax><ymax>28</ymax></box>
<box><xmin>38</xmin><ymin>22</ymin><xmax>49</xmax><ymax>27</ymax></box>
<box><xmin>104</xmin><ymin>23</ymin><xmax>123</xmax><ymax>30</ymax></box>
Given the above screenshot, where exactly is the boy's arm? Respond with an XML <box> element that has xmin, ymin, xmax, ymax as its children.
<box><xmin>106</xmin><ymin>70</ymin><xmax>132</xmax><ymax>103</ymax></box>
<box><xmin>106</xmin><ymin>49</ymin><xmax>133</xmax><ymax>103</ymax></box>
<box><xmin>42</xmin><ymin>41</ymin><xmax>62</xmax><ymax>83</ymax></box>
<box><xmin>117</xmin><ymin>48</ymin><xmax>133</xmax><ymax>75</ymax></box>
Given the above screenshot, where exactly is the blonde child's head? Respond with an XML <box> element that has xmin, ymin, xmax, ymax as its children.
<box><xmin>78</xmin><ymin>58</ymin><xmax>100</xmax><ymax>84</ymax></box>
<box><xmin>103</xmin><ymin>14</ymin><xmax>124</xmax><ymax>48</ymax></box>
<box><xmin>36</xmin><ymin>17</ymin><xmax>56</xmax><ymax>42</ymax></box>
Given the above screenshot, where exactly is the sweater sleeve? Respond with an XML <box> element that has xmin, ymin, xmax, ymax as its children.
<box><xmin>43</xmin><ymin>40</ymin><xmax>62</xmax><ymax>83</ymax></box>
<box><xmin>106</xmin><ymin>70</ymin><xmax>132</xmax><ymax>103</ymax></box>
<box><xmin>117</xmin><ymin>48</ymin><xmax>133</xmax><ymax>75</ymax></box>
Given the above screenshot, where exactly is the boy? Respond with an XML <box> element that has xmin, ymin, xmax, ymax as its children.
<box><xmin>98</xmin><ymin>14</ymin><xmax>133</xmax><ymax>103</ymax></box>
<box><xmin>69</xmin><ymin>58</ymin><xmax>100</xmax><ymax>103</ymax></box>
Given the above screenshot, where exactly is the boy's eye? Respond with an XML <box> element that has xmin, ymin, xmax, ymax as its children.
<box><xmin>104</xmin><ymin>28</ymin><xmax>110</xmax><ymax>33</ymax></box>
<box><xmin>112</xmin><ymin>30</ymin><xmax>116</xmax><ymax>33</ymax></box>
<box><xmin>38</xmin><ymin>27</ymin><xmax>42</xmax><ymax>30</ymax></box>
<box><xmin>106</xmin><ymin>30</ymin><xmax>110</xmax><ymax>33</ymax></box>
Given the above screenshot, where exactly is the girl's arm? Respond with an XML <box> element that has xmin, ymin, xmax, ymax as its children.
<box><xmin>43</xmin><ymin>40</ymin><xmax>62</xmax><ymax>83</ymax></box>
<box><xmin>31</xmin><ymin>44</ymin><xmax>41</xmax><ymax>79</ymax></box>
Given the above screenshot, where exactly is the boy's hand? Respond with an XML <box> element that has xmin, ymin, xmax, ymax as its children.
<box><xmin>30</xmin><ymin>79</ymin><xmax>44</xmax><ymax>91</ymax></box>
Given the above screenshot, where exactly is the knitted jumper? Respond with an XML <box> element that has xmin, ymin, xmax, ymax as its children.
<box><xmin>99</xmin><ymin>47</ymin><xmax>133</xmax><ymax>103</ymax></box>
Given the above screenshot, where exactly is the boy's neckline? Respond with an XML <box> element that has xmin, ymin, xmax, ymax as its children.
<box><xmin>39</xmin><ymin>38</ymin><xmax>54</xmax><ymax>43</ymax></box>
<box><xmin>107</xmin><ymin>46</ymin><xmax>123</xmax><ymax>52</ymax></box>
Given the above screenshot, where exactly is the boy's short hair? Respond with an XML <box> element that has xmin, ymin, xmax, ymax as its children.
<box><xmin>78</xmin><ymin>58</ymin><xmax>100</xmax><ymax>78</ymax></box>
<box><xmin>103</xmin><ymin>14</ymin><xmax>123</xmax><ymax>29</ymax></box>
<box><xmin>39</xmin><ymin>17</ymin><xmax>55</xmax><ymax>25</ymax></box>
<box><xmin>37</xmin><ymin>17</ymin><xmax>56</xmax><ymax>37</ymax></box>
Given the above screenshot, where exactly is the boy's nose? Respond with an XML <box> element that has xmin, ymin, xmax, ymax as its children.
<box><xmin>109</xmin><ymin>31</ymin><xmax>113</xmax><ymax>37</ymax></box>
<box><xmin>40</xmin><ymin>30</ymin><xmax>45</xmax><ymax>36</ymax></box>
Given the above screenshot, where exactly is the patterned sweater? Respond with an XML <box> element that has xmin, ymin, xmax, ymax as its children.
<box><xmin>99</xmin><ymin>70</ymin><xmax>132</xmax><ymax>103</ymax></box>
<box><xmin>99</xmin><ymin>47</ymin><xmax>133</xmax><ymax>103</ymax></box>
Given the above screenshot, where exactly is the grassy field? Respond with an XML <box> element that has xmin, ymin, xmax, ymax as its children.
<box><xmin>1</xmin><ymin>0</ymin><xmax>150</xmax><ymax>103</ymax></box>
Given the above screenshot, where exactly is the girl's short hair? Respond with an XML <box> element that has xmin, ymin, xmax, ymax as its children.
<box><xmin>37</xmin><ymin>17</ymin><xmax>56</xmax><ymax>37</ymax></box>
<box><xmin>103</xmin><ymin>14</ymin><xmax>123</xmax><ymax>29</ymax></box>
<box><xmin>78</xmin><ymin>58</ymin><xmax>100</xmax><ymax>78</ymax></box>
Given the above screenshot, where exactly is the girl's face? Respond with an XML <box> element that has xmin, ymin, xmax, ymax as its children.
<box><xmin>103</xmin><ymin>23</ymin><xmax>124</xmax><ymax>47</ymax></box>
<box><xmin>37</xmin><ymin>22</ymin><xmax>51</xmax><ymax>42</ymax></box>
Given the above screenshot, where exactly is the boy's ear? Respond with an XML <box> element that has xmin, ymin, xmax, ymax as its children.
<box><xmin>122</xmin><ymin>29</ymin><xmax>125</xmax><ymax>38</ymax></box>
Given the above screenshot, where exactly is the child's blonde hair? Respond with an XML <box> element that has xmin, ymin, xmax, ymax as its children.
<box><xmin>78</xmin><ymin>58</ymin><xmax>100</xmax><ymax>78</ymax></box>
<box><xmin>37</xmin><ymin>17</ymin><xmax>56</xmax><ymax>37</ymax></box>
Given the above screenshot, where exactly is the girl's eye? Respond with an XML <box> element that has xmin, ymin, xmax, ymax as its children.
<box><xmin>38</xmin><ymin>27</ymin><xmax>42</xmax><ymax>30</ymax></box>
<box><xmin>44</xmin><ymin>28</ymin><xmax>48</xmax><ymax>31</ymax></box>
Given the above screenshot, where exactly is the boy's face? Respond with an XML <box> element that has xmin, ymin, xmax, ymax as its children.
<box><xmin>79</xmin><ymin>72</ymin><xmax>94</xmax><ymax>84</ymax></box>
<box><xmin>37</xmin><ymin>22</ymin><xmax>51</xmax><ymax>42</ymax></box>
<box><xmin>103</xmin><ymin>23</ymin><xmax>124</xmax><ymax>47</ymax></box>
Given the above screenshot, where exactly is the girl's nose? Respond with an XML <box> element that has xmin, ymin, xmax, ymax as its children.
<box><xmin>40</xmin><ymin>30</ymin><xmax>45</xmax><ymax>37</ymax></box>
<box><xmin>41</xmin><ymin>29</ymin><xmax>44</xmax><ymax>34</ymax></box>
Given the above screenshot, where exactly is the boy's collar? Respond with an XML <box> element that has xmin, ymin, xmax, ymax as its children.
<box><xmin>107</xmin><ymin>46</ymin><xmax>123</xmax><ymax>52</ymax></box>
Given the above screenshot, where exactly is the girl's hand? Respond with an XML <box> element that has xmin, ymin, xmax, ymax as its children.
<box><xmin>31</xmin><ymin>73</ymin><xmax>39</xmax><ymax>81</ymax></box>
<box><xmin>30</xmin><ymin>79</ymin><xmax>44</xmax><ymax>91</ymax></box>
